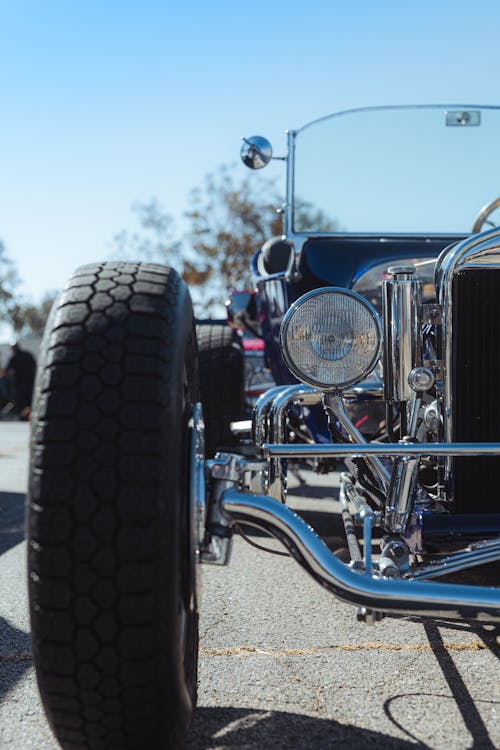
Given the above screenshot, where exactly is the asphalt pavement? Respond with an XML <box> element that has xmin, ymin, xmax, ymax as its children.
<box><xmin>1</xmin><ymin>421</ymin><xmax>499</xmax><ymax>749</ymax></box>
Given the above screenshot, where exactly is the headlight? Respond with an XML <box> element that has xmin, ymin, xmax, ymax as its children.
<box><xmin>280</xmin><ymin>288</ymin><xmax>382</xmax><ymax>390</ymax></box>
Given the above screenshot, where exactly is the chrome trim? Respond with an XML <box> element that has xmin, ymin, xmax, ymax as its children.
<box><xmin>221</xmin><ymin>487</ymin><xmax>500</xmax><ymax>621</ymax></box>
<box><xmin>251</xmin><ymin>381</ymin><xmax>382</xmax><ymax>447</ymax></box>
<box><xmin>385</xmin><ymin>453</ymin><xmax>419</xmax><ymax>533</ymax></box>
<box><xmin>382</xmin><ymin>265</ymin><xmax>422</xmax><ymax>403</ymax></box>
<box><xmin>339</xmin><ymin>489</ymin><xmax>363</xmax><ymax>565</ymax></box>
<box><xmin>408</xmin><ymin>367</ymin><xmax>434</xmax><ymax>393</ymax></box>
<box><xmin>268</xmin><ymin>384</ymin><xmax>322</xmax><ymax>501</ymax></box>
<box><xmin>294</xmin><ymin>104</ymin><xmax>500</xmax><ymax>138</ymax></box>
<box><xmin>436</xmin><ymin>226</ymin><xmax>500</xmax><ymax>443</ymax></box>
<box><xmin>284</xmin><ymin>130</ymin><xmax>296</xmax><ymax>237</ymax></box>
<box><xmin>280</xmin><ymin>287</ymin><xmax>382</xmax><ymax>391</ymax></box>
<box><xmin>343</xmin><ymin>380</ymin><xmax>384</xmax><ymax>400</ymax></box>
<box><xmin>405</xmin><ymin>537</ymin><xmax>500</xmax><ymax>580</ymax></box>
<box><xmin>379</xmin><ymin>537</ymin><xmax>411</xmax><ymax>577</ymax></box>
<box><xmin>251</xmin><ymin>385</ymin><xmax>294</xmax><ymax>495</ymax></box>
<box><xmin>340</xmin><ymin>473</ymin><xmax>377</xmax><ymax>571</ymax></box>
<box><xmin>240</xmin><ymin>135</ymin><xmax>273</xmax><ymax>169</ymax></box>
<box><xmin>284</xmin><ymin>104</ymin><xmax>500</xmax><ymax>243</ymax></box>
<box><xmin>264</xmin><ymin>442</ymin><xmax>500</xmax><ymax>458</ymax></box>
<box><xmin>230</xmin><ymin>419</ymin><xmax>252</xmax><ymax>435</ymax></box>
<box><xmin>189</xmin><ymin>403</ymin><xmax>206</xmax><ymax>608</ymax></box>
<box><xmin>472</xmin><ymin>196</ymin><xmax>500</xmax><ymax>233</ymax></box>
<box><xmin>408</xmin><ymin>396</ymin><xmax>422</xmax><ymax>438</ymax></box>
<box><xmin>323</xmin><ymin>393</ymin><xmax>390</xmax><ymax>489</ymax></box>
<box><xmin>253</xmin><ymin>385</ymin><xmax>289</xmax><ymax>445</ymax></box>
<box><xmin>341</xmin><ymin>472</ymin><xmax>382</xmax><ymax>526</ymax></box>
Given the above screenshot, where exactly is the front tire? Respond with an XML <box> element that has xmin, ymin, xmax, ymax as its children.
<box><xmin>28</xmin><ymin>262</ymin><xmax>199</xmax><ymax>750</ymax></box>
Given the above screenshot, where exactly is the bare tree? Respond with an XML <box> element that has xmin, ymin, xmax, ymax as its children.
<box><xmin>0</xmin><ymin>241</ymin><xmax>20</xmax><ymax>324</ymax></box>
<box><xmin>111</xmin><ymin>166</ymin><xmax>283</xmax><ymax>314</ymax></box>
<box><xmin>182</xmin><ymin>165</ymin><xmax>283</xmax><ymax>308</ymax></box>
<box><xmin>9</xmin><ymin>292</ymin><xmax>58</xmax><ymax>337</ymax></box>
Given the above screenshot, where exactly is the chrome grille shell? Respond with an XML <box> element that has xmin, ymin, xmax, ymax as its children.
<box><xmin>436</xmin><ymin>226</ymin><xmax>500</xmax><ymax>508</ymax></box>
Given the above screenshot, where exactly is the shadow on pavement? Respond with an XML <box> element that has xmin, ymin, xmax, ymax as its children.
<box><xmin>288</xmin><ymin>482</ymin><xmax>340</xmax><ymax>501</ymax></box>
<box><xmin>422</xmin><ymin>620</ymin><xmax>499</xmax><ymax>749</ymax></box>
<box><xmin>186</xmin><ymin>706</ymin><xmax>427</xmax><ymax>749</ymax></box>
<box><xmin>0</xmin><ymin>616</ymin><xmax>32</xmax><ymax>701</ymax></box>
<box><xmin>0</xmin><ymin>492</ymin><xmax>25</xmax><ymax>556</ymax></box>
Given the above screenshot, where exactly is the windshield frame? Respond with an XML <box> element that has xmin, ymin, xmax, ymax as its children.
<box><xmin>284</xmin><ymin>104</ymin><xmax>500</xmax><ymax>245</ymax></box>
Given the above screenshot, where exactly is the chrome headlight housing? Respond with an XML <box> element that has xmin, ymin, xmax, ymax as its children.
<box><xmin>280</xmin><ymin>288</ymin><xmax>382</xmax><ymax>390</ymax></box>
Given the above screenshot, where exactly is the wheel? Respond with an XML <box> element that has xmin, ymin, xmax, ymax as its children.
<box><xmin>28</xmin><ymin>262</ymin><xmax>200</xmax><ymax>750</ymax></box>
<box><xmin>196</xmin><ymin>322</ymin><xmax>244</xmax><ymax>457</ymax></box>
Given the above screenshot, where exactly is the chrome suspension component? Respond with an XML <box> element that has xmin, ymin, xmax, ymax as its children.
<box><xmin>405</xmin><ymin>537</ymin><xmax>500</xmax><ymax>580</ymax></box>
<box><xmin>340</xmin><ymin>473</ymin><xmax>381</xmax><ymax>573</ymax></box>
<box><xmin>323</xmin><ymin>392</ymin><xmax>390</xmax><ymax>491</ymax></box>
<box><xmin>201</xmin><ymin>452</ymin><xmax>266</xmax><ymax>565</ymax></box>
<box><xmin>378</xmin><ymin>536</ymin><xmax>411</xmax><ymax>578</ymax></box>
<box><xmin>385</xmin><ymin>437</ymin><xmax>420</xmax><ymax>534</ymax></box>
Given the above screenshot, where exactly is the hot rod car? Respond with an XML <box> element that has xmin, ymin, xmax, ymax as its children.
<box><xmin>27</xmin><ymin>105</ymin><xmax>500</xmax><ymax>749</ymax></box>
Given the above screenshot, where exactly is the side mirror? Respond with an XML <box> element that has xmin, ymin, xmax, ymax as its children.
<box><xmin>240</xmin><ymin>136</ymin><xmax>273</xmax><ymax>170</ymax></box>
<box><xmin>225</xmin><ymin>291</ymin><xmax>261</xmax><ymax>333</ymax></box>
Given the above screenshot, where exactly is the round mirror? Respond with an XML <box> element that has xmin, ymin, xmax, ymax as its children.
<box><xmin>240</xmin><ymin>136</ymin><xmax>273</xmax><ymax>169</ymax></box>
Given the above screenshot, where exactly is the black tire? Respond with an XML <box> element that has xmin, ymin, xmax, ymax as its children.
<box><xmin>196</xmin><ymin>322</ymin><xmax>244</xmax><ymax>457</ymax></box>
<box><xmin>28</xmin><ymin>262</ymin><xmax>199</xmax><ymax>750</ymax></box>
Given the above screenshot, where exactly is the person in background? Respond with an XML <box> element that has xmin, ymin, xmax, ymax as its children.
<box><xmin>5</xmin><ymin>342</ymin><xmax>37</xmax><ymax>420</ymax></box>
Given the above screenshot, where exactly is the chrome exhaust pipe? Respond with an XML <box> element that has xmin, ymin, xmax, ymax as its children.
<box><xmin>221</xmin><ymin>488</ymin><xmax>500</xmax><ymax>622</ymax></box>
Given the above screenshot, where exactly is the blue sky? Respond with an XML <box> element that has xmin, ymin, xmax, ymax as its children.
<box><xmin>1</xmin><ymin>0</ymin><xmax>500</xmax><ymax>312</ymax></box>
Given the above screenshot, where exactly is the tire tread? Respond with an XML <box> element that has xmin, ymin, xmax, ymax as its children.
<box><xmin>29</xmin><ymin>262</ymin><xmax>197</xmax><ymax>750</ymax></box>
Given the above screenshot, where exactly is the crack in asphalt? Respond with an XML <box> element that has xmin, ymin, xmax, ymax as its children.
<box><xmin>0</xmin><ymin>653</ymin><xmax>32</xmax><ymax>662</ymax></box>
<box><xmin>200</xmin><ymin>639</ymin><xmax>500</xmax><ymax>657</ymax></box>
<box><xmin>199</xmin><ymin>605</ymin><xmax>230</xmax><ymax>646</ymax></box>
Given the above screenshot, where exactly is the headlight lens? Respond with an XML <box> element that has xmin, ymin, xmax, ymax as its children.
<box><xmin>280</xmin><ymin>288</ymin><xmax>382</xmax><ymax>390</ymax></box>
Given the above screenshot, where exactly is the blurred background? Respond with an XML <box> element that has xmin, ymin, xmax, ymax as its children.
<box><xmin>1</xmin><ymin>0</ymin><xmax>500</xmax><ymax>357</ymax></box>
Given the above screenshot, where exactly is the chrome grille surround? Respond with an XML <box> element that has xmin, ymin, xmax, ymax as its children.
<box><xmin>436</xmin><ymin>225</ymin><xmax>500</xmax><ymax>505</ymax></box>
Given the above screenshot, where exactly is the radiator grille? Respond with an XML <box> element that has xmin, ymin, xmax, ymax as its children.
<box><xmin>451</xmin><ymin>269</ymin><xmax>500</xmax><ymax>512</ymax></box>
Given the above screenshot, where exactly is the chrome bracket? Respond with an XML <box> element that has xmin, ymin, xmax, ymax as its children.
<box><xmin>385</xmin><ymin>441</ymin><xmax>420</xmax><ymax>534</ymax></box>
<box><xmin>378</xmin><ymin>535</ymin><xmax>411</xmax><ymax>578</ymax></box>
<box><xmin>323</xmin><ymin>393</ymin><xmax>390</xmax><ymax>492</ymax></box>
<box><xmin>189</xmin><ymin>403</ymin><xmax>206</xmax><ymax>608</ymax></box>
<box><xmin>207</xmin><ymin>453</ymin><xmax>266</xmax><ymax>483</ymax></box>
<box><xmin>356</xmin><ymin>607</ymin><xmax>385</xmax><ymax>624</ymax></box>
<box><xmin>201</xmin><ymin>453</ymin><xmax>266</xmax><ymax>565</ymax></box>
<box><xmin>423</xmin><ymin>358</ymin><xmax>443</xmax><ymax>383</ymax></box>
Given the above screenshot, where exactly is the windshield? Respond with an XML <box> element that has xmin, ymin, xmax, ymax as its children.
<box><xmin>292</xmin><ymin>105</ymin><xmax>500</xmax><ymax>235</ymax></box>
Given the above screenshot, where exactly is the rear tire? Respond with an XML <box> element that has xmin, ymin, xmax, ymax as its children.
<box><xmin>196</xmin><ymin>322</ymin><xmax>244</xmax><ymax>456</ymax></box>
<box><xmin>28</xmin><ymin>262</ymin><xmax>199</xmax><ymax>750</ymax></box>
